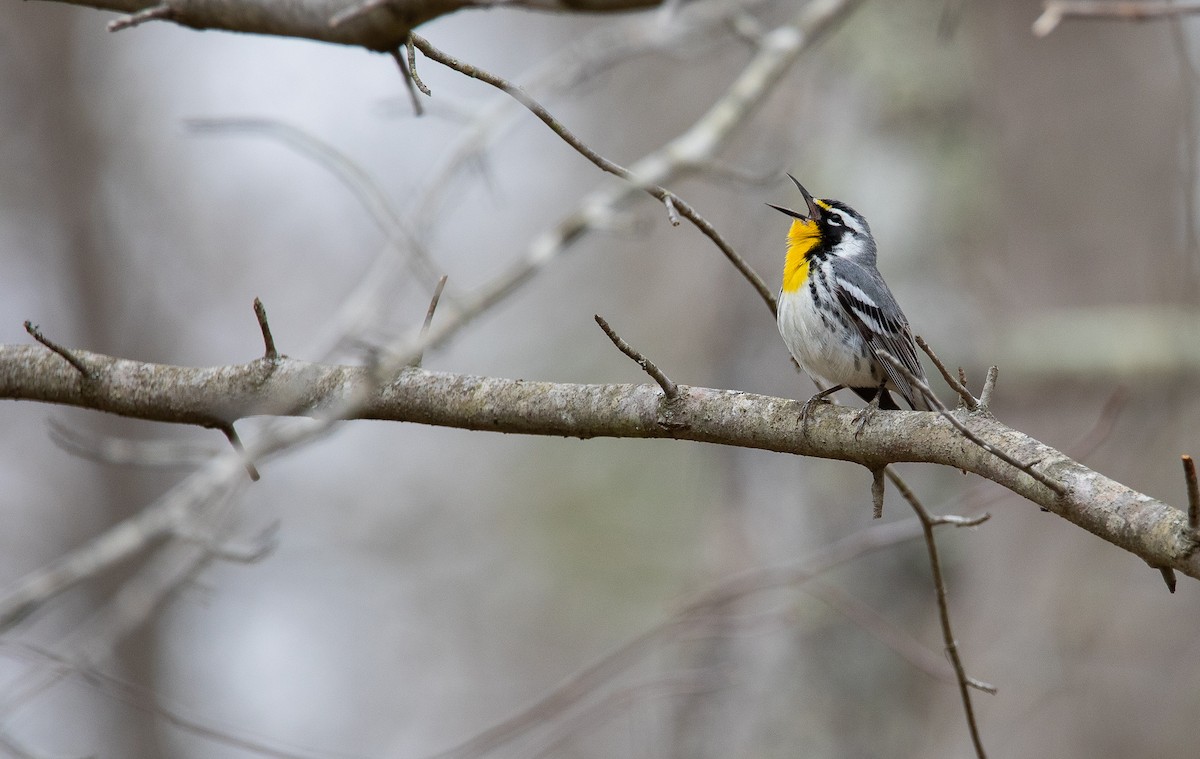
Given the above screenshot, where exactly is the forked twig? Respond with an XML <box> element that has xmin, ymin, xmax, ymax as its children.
<box><xmin>885</xmin><ymin>468</ymin><xmax>993</xmax><ymax>756</ymax></box>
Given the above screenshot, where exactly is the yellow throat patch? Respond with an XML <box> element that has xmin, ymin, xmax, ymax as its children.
<box><xmin>781</xmin><ymin>218</ymin><xmax>821</xmax><ymax>293</ymax></box>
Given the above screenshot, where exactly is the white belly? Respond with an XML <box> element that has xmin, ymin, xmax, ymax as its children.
<box><xmin>777</xmin><ymin>288</ymin><xmax>882</xmax><ymax>388</ymax></box>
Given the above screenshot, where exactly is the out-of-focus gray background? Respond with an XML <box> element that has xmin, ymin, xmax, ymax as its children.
<box><xmin>2</xmin><ymin>0</ymin><xmax>1199</xmax><ymax>756</ymax></box>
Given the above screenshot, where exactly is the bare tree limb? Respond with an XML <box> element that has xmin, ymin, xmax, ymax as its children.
<box><xmin>41</xmin><ymin>0</ymin><xmax>675</xmax><ymax>52</ymax></box>
<box><xmin>3</xmin><ymin>344</ymin><xmax>1199</xmax><ymax>597</ymax></box>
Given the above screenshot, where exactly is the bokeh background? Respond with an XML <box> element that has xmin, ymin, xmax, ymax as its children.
<box><xmin>2</xmin><ymin>0</ymin><xmax>1199</xmax><ymax>756</ymax></box>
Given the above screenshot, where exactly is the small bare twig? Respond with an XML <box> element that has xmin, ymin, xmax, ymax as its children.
<box><xmin>932</xmin><ymin>512</ymin><xmax>993</xmax><ymax>528</ymax></box>
<box><xmin>870</xmin><ymin>466</ymin><xmax>886</xmax><ymax>519</ymax></box>
<box><xmin>408</xmin><ymin>33</ymin><xmax>777</xmax><ymax>313</ymax></box>
<box><xmin>1183</xmin><ymin>455</ymin><xmax>1199</xmax><ymax>533</ymax></box>
<box><xmin>406</xmin><ymin>35</ymin><xmax>431</xmax><ymax>96</ymax></box>
<box><xmin>24</xmin><ymin>321</ymin><xmax>92</xmax><ymax>378</ymax></box>
<box><xmin>390</xmin><ymin>47</ymin><xmax>425</xmax><ymax>117</ymax></box>
<box><xmin>107</xmin><ymin>2</ymin><xmax>173</xmax><ymax>32</ymax></box>
<box><xmin>885</xmin><ymin>469</ymin><xmax>991</xmax><ymax>757</ymax></box>
<box><xmin>1034</xmin><ymin>1</ymin><xmax>1200</xmax><ymax>37</ymax></box>
<box><xmin>412</xmin><ymin>275</ymin><xmax>449</xmax><ymax>368</ymax></box>
<box><xmin>1158</xmin><ymin>566</ymin><xmax>1178</xmax><ymax>593</ymax></box>
<box><xmin>916</xmin><ymin>335</ymin><xmax>976</xmax><ymax>410</ymax></box>
<box><xmin>253</xmin><ymin>298</ymin><xmax>278</xmax><ymax>360</ymax></box>
<box><xmin>979</xmin><ymin>365</ymin><xmax>999</xmax><ymax>409</ymax></box>
<box><xmin>880</xmin><ymin>350</ymin><xmax>1065</xmax><ymax>497</ymax></box>
<box><xmin>211</xmin><ymin>422</ymin><xmax>260</xmax><ymax>482</ymax></box>
<box><xmin>594</xmin><ymin>315</ymin><xmax>678</xmax><ymax>398</ymax></box>
<box><xmin>662</xmin><ymin>193</ymin><xmax>681</xmax><ymax>226</ymax></box>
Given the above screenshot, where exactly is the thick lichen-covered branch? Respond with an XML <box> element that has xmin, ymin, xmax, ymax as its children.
<box><xmin>3</xmin><ymin>343</ymin><xmax>1198</xmax><ymax>580</ymax></box>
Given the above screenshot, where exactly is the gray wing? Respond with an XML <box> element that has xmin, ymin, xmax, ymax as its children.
<box><xmin>830</xmin><ymin>259</ymin><xmax>932</xmax><ymax>411</ymax></box>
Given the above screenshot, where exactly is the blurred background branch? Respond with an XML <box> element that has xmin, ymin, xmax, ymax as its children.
<box><xmin>4</xmin><ymin>0</ymin><xmax>1200</xmax><ymax>757</ymax></box>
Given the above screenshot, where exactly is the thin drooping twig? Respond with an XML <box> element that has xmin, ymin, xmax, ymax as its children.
<box><xmin>390</xmin><ymin>47</ymin><xmax>425</xmax><ymax>117</ymax></box>
<box><xmin>594</xmin><ymin>315</ymin><xmax>678</xmax><ymax>398</ymax></box>
<box><xmin>885</xmin><ymin>470</ymin><xmax>991</xmax><ymax>758</ymax></box>
<box><xmin>406</xmin><ymin>34</ymin><xmax>431</xmax><ymax>96</ymax></box>
<box><xmin>870</xmin><ymin>466</ymin><xmax>886</xmax><ymax>519</ymax></box>
<box><xmin>877</xmin><ymin>350</ymin><xmax>1066</xmax><ymax>497</ymax></box>
<box><xmin>23</xmin><ymin>321</ymin><xmax>91</xmax><ymax>377</ymax></box>
<box><xmin>211</xmin><ymin>422</ymin><xmax>260</xmax><ymax>482</ymax></box>
<box><xmin>916</xmin><ymin>335</ymin><xmax>976</xmax><ymax>410</ymax></box>
<box><xmin>253</xmin><ymin>298</ymin><xmax>278</xmax><ymax>360</ymax></box>
<box><xmin>408</xmin><ymin>33</ymin><xmax>776</xmax><ymax>313</ymax></box>
<box><xmin>1158</xmin><ymin>566</ymin><xmax>1178</xmax><ymax>594</ymax></box>
<box><xmin>1034</xmin><ymin>1</ymin><xmax>1200</xmax><ymax>37</ymax></box>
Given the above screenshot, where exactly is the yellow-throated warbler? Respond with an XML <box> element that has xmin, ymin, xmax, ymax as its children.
<box><xmin>769</xmin><ymin>175</ymin><xmax>932</xmax><ymax>414</ymax></box>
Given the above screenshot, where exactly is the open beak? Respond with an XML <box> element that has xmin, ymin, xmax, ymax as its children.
<box><xmin>766</xmin><ymin>174</ymin><xmax>822</xmax><ymax>222</ymax></box>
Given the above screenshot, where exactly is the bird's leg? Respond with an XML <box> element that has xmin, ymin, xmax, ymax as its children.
<box><xmin>853</xmin><ymin>381</ymin><xmax>888</xmax><ymax>439</ymax></box>
<box><xmin>799</xmin><ymin>384</ymin><xmax>844</xmax><ymax>429</ymax></box>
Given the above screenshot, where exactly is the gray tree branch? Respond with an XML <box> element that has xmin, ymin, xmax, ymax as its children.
<box><xmin>34</xmin><ymin>0</ymin><xmax>672</xmax><ymax>51</ymax></box>
<box><xmin>3</xmin><ymin>342</ymin><xmax>1198</xmax><ymax>582</ymax></box>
